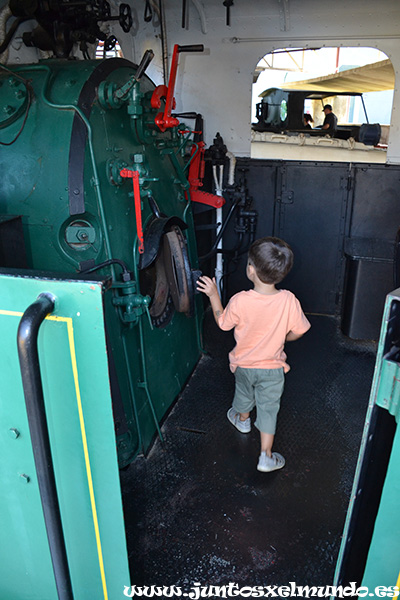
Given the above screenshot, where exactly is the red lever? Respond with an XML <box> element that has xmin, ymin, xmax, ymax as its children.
<box><xmin>153</xmin><ymin>44</ymin><xmax>181</xmax><ymax>132</ymax></box>
<box><xmin>120</xmin><ymin>169</ymin><xmax>144</xmax><ymax>254</ymax></box>
<box><xmin>187</xmin><ymin>142</ymin><xmax>225</xmax><ymax>209</ymax></box>
<box><xmin>151</xmin><ymin>44</ymin><xmax>204</xmax><ymax>132</ymax></box>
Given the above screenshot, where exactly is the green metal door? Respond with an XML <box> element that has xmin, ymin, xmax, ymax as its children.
<box><xmin>0</xmin><ymin>270</ymin><xmax>130</xmax><ymax>600</ymax></box>
<box><xmin>334</xmin><ymin>288</ymin><xmax>400</xmax><ymax>594</ymax></box>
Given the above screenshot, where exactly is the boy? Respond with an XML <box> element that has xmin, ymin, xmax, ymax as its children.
<box><xmin>197</xmin><ymin>237</ymin><xmax>310</xmax><ymax>472</ymax></box>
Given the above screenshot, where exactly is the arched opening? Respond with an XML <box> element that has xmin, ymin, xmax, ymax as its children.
<box><xmin>96</xmin><ymin>39</ymin><xmax>123</xmax><ymax>59</ymax></box>
<box><xmin>251</xmin><ymin>47</ymin><xmax>394</xmax><ymax>162</ymax></box>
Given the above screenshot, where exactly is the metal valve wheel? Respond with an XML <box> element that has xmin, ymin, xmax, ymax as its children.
<box><xmin>139</xmin><ymin>226</ymin><xmax>195</xmax><ymax>328</ymax></box>
<box><xmin>163</xmin><ymin>227</ymin><xmax>192</xmax><ymax>315</ymax></box>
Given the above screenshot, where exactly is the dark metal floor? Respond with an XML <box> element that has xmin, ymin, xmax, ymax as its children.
<box><xmin>120</xmin><ymin>311</ymin><xmax>377</xmax><ymax>590</ymax></box>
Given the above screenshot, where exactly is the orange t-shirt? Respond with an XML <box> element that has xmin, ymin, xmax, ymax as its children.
<box><xmin>218</xmin><ymin>289</ymin><xmax>311</xmax><ymax>373</ymax></box>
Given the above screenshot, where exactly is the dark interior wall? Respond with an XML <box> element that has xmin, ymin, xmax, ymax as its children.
<box><xmin>216</xmin><ymin>159</ymin><xmax>400</xmax><ymax>340</ymax></box>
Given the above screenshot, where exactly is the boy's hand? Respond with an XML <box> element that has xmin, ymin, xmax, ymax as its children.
<box><xmin>196</xmin><ymin>276</ymin><xmax>219</xmax><ymax>298</ymax></box>
<box><xmin>197</xmin><ymin>275</ymin><xmax>224</xmax><ymax>325</ymax></box>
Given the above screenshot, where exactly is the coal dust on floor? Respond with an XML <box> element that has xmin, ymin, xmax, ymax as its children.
<box><xmin>119</xmin><ymin>312</ymin><xmax>376</xmax><ymax>589</ymax></box>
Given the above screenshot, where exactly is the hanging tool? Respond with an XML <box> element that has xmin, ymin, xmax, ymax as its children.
<box><xmin>223</xmin><ymin>0</ymin><xmax>234</xmax><ymax>26</ymax></box>
<box><xmin>151</xmin><ymin>44</ymin><xmax>204</xmax><ymax>132</ymax></box>
<box><xmin>182</xmin><ymin>0</ymin><xmax>187</xmax><ymax>28</ymax></box>
<box><xmin>144</xmin><ymin>0</ymin><xmax>153</xmax><ymax>22</ymax></box>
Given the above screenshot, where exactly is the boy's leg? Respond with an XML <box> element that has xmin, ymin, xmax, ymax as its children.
<box><xmin>254</xmin><ymin>368</ymin><xmax>284</xmax><ymax>441</ymax></box>
<box><xmin>254</xmin><ymin>369</ymin><xmax>285</xmax><ymax>470</ymax></box>
<box><xmin>260</xmin><ymin>432</ymin><xmax>274</xmax><ymax>457</ymax></box>
<box><xmin>232</xmin><ymin>367</ymin><xmax>256</xmax><ymax>415</ymax></box>
<box><xmin>228</xmin><ymin>368</ymin><xmax>256</xmax><ymax>433</ymax></box>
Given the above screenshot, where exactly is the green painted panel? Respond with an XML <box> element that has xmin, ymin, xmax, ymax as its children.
<box><xmin>334</xmin><ymin>290</ymin><xmax>400</xmax><ymax>589</ymax></box>
<box><xmin>362</xmin><ymin>425</ymin><xmax>400</xmax><ymax>589</ymax></box>
<box><xmin>0</xmin><ymin>272</ymin><xmax>130</xmax><ymax>599</ymax></box>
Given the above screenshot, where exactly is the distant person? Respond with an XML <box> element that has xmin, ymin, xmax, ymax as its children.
<box><xmin>197</xmin><ymin>237</ymin><xmax>311</xmax><ymax>473</ymax></box>
<box><xmin>303</xmin><ymin>113</ymin><xmax>314</xmax><ymax>129</ymax></box>
<box><xmin>321</xmin><ymin>104</ymin><xmax>337</xmax><ymax>134</ymax></box>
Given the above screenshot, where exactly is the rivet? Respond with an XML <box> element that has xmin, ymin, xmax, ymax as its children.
<box><xmin>9</xmin><ymin>428</ymin><xmax>20</xmax><ymax>439</ymax></box>
<box><xmin>20</xmin><ymin>474</ymin><xmax>30</xmax><ymax>484</ymax></box>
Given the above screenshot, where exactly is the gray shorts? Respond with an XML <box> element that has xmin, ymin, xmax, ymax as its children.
<box><xmin>232</xmin><ymin>367</ymin><xmax>285</xmax><ymax>434</ymax></box>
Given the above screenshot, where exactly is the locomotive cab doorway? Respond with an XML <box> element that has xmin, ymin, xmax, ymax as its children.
<box><xmin>251</xmin><ymin>46</ymin><xmax>393</xmax><ymax>162</ymax></box>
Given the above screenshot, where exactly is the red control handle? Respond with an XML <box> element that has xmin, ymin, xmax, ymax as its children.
<box><xmin>152</xmin><ymin>44</ymin><xmax>204</xmax><ymax>132</ymax></box>
<box><xmin>154</xmin><ymin>44</ymin><xmax>180</xmax><ymax>132</ymax></box>
<box><xmin>120</xmin><ymin>169</ymin><xmax>144</xmax><ymax>254</ymax></box>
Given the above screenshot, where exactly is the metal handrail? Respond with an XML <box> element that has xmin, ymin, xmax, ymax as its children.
<box><xmin>17</xmin><ymin>293</ymin><xmax>74</xmax><ymax>600</ymax></box>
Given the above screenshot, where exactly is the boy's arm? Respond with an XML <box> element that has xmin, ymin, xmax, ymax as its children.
<box><xmin>286</xmin><ymin>297</ymin><xmax>311</xmax><ymax>342</ymax></box>
<box><xmin>209</xmin><ymin>292</ymin><xmax>224</xmax><ymax>324</ymax></box>
<box><xmin>196</xmin><ymin>276</ymin><xmax>224</xmax><ymax>325</ymax></box>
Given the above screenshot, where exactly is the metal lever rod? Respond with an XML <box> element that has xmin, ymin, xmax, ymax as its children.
<box><xmin>134</xmin><ymin>49</ymin><xmax>155</xmax><ymax>81</ymax></box>
<box><xmin>114</xmin><ymin>49</ymin><xmax>155</xmax><ymax>101</ymax></box>
<box><xmin>17</xmin><ymin>293</ymin><xmax>74</xmax><ymax>600</ymax></box>
<box><xmin>120</xmin><ymin>169</ymin><xmax>145</xmax><ymax>254</ymax></box>
<box><xmin>160</xmin><ymin>44</ymin><xmax>181</xmax><ymax>130</ymax></box>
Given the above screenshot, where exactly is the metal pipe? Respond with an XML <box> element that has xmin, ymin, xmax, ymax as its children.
<box><xmin>191</xmin><ymin>0</ymin><xmax>208</xmax><ymax>34</ymax></box>
<box><xmin>121</xmin><ymin>328</ymin><xmax>144</xmax><ymax>454</ymax></box>
<box><xmin>361</xmin><ymin>95</ymin><xmax>369</xmax><ymax>124</ymax></box>
<box><xmin>138</xmin><ymin>316</ymin><xmax>164</xmax><ymax>443</ymax></box>
<box><xmin>132</xmin><ymin>241</ymin><xmax>164</xmax><ymax>443</ymax></box>
<box><xmin>213</xmin><ymin>164</ymin><xmax>224</xmax><ymax>296</ymax></box>
<box><xmin>17</xmin><ymin>293</ymin><xmax>74</xmax><ymax>600</ymax></box>
<box><xmin>199</xmin><ymin>197</ymin><xmax>241</xmax><ymax>262</ymax></box>
<box><xmin>158</xmin><ymin>0</ymin><xmax>168</xmax><ymax>86</ymax></box>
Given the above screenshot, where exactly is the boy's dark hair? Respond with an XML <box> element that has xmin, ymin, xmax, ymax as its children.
<box><xmin>248</xmin><ymin>237</ymin><xmax>293</xmax><ymax>284</ymax></box>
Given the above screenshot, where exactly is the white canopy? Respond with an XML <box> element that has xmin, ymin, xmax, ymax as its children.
<box><xmin>276</xmin><ymin>59</ymin><xmax>394</xmax><ymax>94</ymax></box>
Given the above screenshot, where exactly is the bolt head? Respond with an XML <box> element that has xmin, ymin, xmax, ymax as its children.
<box><xmin>8</xmin><ymin>428</ymin><xmax>20</xmax><ymax>439</ymax></box>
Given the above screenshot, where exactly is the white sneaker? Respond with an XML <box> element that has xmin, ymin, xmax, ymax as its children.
<box><xmin>257</xmin><ymin>451</ymin><xmax>285</xmax><ymax>472</ymax></box>
<box><xmin>227</xmin><ymin>407</ymin><xmax>251</xmax><ymax>433</ymax></box>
